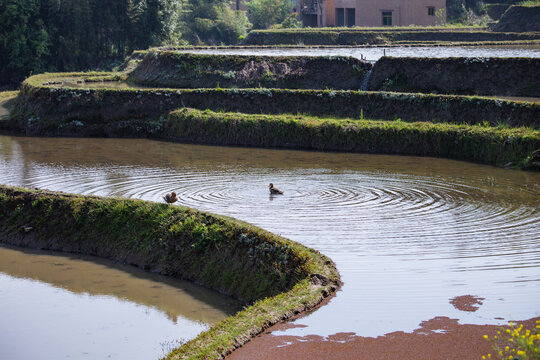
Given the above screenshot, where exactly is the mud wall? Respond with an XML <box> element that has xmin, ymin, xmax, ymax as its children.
<box><xmin>368</xmin><ymin>57</ymin><xmax>540</xmax><ymax>97</ymax></box>
<box><xmin>129</xmin><ymin>51</ymin><xmax>372</xmax><ymax>90</ymax></box>
<box><xmin>492</xmin><ymin>5</ymin><xmax>540</xmax><ymax>32</ymax></box>
<box><xmin>7</xmin><ymin>74</ymin><xmax>540</xmax><ymax>138</ymax></box>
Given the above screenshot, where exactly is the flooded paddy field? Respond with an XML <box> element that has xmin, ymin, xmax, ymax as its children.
<box><xmin>1</xmin><ymin>135</ymin><xmax>538</xmax><ymax>352</ymax></box>
<box><xmin>176</xmin><ymin>45</ymin><xmax>540</xmax><ymax>61</ymax></box>
<box><xmin>0</xmin><ymin>242</ymin><xmax>240</xmax><ymax>360</ymax></box>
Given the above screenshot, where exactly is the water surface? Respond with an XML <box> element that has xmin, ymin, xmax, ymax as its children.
<box><xmin>0</xmin><ymin>244</ymin><xmax>240</xmax><ymax>360</ymax></box>
<box><xmin>177</xmin><ymin>45</ymin><xmax>540</xmax><ymax>61</ymax></box>
<box><xmin>0</xmin><ymin>135</ymin><xmax>539</xmax><ymax>340</ymax></box>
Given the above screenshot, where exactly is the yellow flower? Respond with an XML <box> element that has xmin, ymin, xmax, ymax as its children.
<box><xmin>517</xmin><ymin>350</ymin><xmax>526</xmax><ymax>357</ymax></box>
<box><xmin>484</xmin><ymin>335</ymin><xmax>489</xmax><ymax>340</ymax></box>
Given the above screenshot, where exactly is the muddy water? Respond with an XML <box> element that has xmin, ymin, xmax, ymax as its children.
<box><xmin>0</xmin><ymin>135</ymin><xmax>539</xmax><ymax>341</ymax></box>
<box><xmin>0</xmin><ymin>244</ymin><xmax>239</xmax><ymax>359</ymax></box>
<box><xmin>177</xmin><ymin>45</ymin><xmax>540</xmax><ymax>61</ymax></box>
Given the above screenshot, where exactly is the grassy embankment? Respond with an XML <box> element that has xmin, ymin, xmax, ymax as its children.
<box><xmin>0</xmin><ymin>185</ymin><xmax>340</xmax><ymax>359</ymax></box>
<box><xmin>167</xmin><ymin>108</ymin><xmax>540</xmax><ymax>169</ymax></box>
<box><xmin>128</xmin><ymin>51</ymin><xmax>540</xmax><ymax>97</ymax></box>
<box><xmin>6</xmin><ymin>72</ymin><xmax>539</xmax><ymax>138</ymax></box>
<box><xmin>0</xmin><ymin>91</ymin><xmax>19</xmax><ymax>120</ymax></box>
<box><xmin>128</xmin><ymin>51</ymin><xmax>371</xmax><ymax>90</ymax></box>
<box><xmin>242</xmin><ymin>27</ymin><xmax>540</xmax><ymax>45</ymax></box>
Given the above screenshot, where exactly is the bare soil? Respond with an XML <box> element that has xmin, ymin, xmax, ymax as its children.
<box><xmin>227</xmin><ymin>316</ymin><xmax>540</xmax><ymax>360</ymax></box>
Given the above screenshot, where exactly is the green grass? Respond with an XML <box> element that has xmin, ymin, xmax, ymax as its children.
<box><xmin>11</xmin><ymin>72</ymin><xmax>540</xmax><ymax>132</ymax></box>
<box><xmin>518</xmin><ymin>0</ymin><xmax>540</xmax><ymax>6</ymax></box>
<box><xmin>168</xmin><ymin>108</ymin><xmax>540</xmax><ymax>169</ymax></box>
<box><xmin>0</xmin><ymin>185</ymin><xmax>340</xmax><ymax>359</ymax></box>
<box><xmin>0</xmin><ymin>91</ymin><xmax>19</xmax><ymax>101</ymax></box>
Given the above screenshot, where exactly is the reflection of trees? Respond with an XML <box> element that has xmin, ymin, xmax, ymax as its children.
<box><xmin>0</xmin><ymin>246</ymin><xmax>239</xmax><ymax>324</ymax></box>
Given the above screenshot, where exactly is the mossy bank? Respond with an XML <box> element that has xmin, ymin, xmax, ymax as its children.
<box><xmin>242</xmin><ymin>28</ymin><xmax>540</xmax><ymax>46</ymax></box>
<box><xmin>6</xmin><ymin>73</ymin><xmax>540</xmax><ymax>137</ymax></box>
<box><xmin>0</xmin><ymin>185</ymin><xmax>340</xmax><ymax>359</ymax></box>
<box><xmin>166</xmin><ymin>108</ymin><xmax>540</xmax><ymax>169</ymax></box>
<box><xmin>129</xmin><ymin>51</ymin><xmax>372</xmax><ymax>90</ymax></box>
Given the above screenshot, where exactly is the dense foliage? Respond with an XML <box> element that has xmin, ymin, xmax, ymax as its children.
<box><xmin>0</xmin><ymin>0</ymin><xmax>252</xmax><ymax>88</ymax></box>
<box><xmin>246</xmin><ymin>0</ymin><xmax>294</xmax><ymax>29</ymax></box>
<box><xmin>0</xmin><ymin>0</ymin><xmax>184</xmax><ymax>87</ymax></box>
<box><xmin>184</xmin><ymin>0</ymin><xmax>251</xmax><ymax>45</ymax></box>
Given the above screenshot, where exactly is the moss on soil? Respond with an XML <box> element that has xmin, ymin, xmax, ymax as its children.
<box><xmin>6</xmin><ymin>72</ymin><xmax>539</xmax><ymax>138</ymax></box>
<box><xmin>128</xmin><ymin>51</ymin><xmax>372</xmax><ymax>90</ymax></box>
<box><xmin>167</xmin><ymin>108</ymin><xmax>540</xmax><ymax>169</ymax></box>
<box><xmin>242</xmin><ymin>28</ymin><xmax>540</xmax><ymax>46</ymax></box>
<box><xmin>0</xmin><ymin>185</ymin><xmax>340</xmax><ymax>359</ymax></box>
<box><xmin>0</xmin><ymin>91</ymin><xmax>19</xmax><ymax>120</ymax></box>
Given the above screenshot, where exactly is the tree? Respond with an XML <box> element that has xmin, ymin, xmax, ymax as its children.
<box><xmin>247</xmin><ymin>0</ymin><xmax>293</xmax><ymax>29</ymax></box>
<box><xmin>186</xmin><ymin>0</ymin><xmax>251</xmax><ymax>44</ymax></box>
<box><xmin>0</xmin><ymin>0</ymin><xmax>50</xmax><ymax>86</ymax></box>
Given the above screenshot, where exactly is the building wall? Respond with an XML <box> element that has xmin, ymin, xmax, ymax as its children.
<box><xmin>325</xmin><ymin>0</ymin><xmax>446</xmax><ymax>27</ymax></box>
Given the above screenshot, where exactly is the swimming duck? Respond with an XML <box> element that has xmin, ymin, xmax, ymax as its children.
<box><xmin>163</xmin><ymin>192</ymin><xmax>178</xmax><ymax>204</ymax></box>
<box><xmin>269</xmin><ymin>183</ymin><xmax>284</xmax><ymax>195</ymax></box>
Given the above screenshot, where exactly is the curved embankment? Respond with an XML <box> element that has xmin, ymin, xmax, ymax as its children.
<box><xmin>129</xmin><ymin>51</ymin><xmax>372</xmax><ymax>90</ymax></box>
<box><xmin>6</xmin><ymin>73</ymin><xmax>540</xmax><ymax>136</ymax></box>
<box><xmin>166</xmin><ymin>108</ymin><xmax>540</xmax><ymax>169</ymax></box>
<box><xmin>368</xmin><ymin>57</ymin><xmax>540</xmax><ymax>96</ymax></box>
<box><xmin>242</xmin><ymin>28</ymin><xmax>540</xmax><ymax>46</ymax></box>
<box><xmin>0</xmin><ymin>185</ymin><xmax>340</xmax><ymax>359</ymax></box>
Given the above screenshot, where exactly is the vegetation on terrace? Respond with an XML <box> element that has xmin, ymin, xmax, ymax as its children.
<box><xmin>0</xmin><ymin>185</ymin><xmax>340</xmax><ymax>359</ymax></box>
<box><xmin>7</xmin><ymin>72</ymin><xmax>539</xmax><ymax>138</ymax></box>
<box><xmin>242</xmin><ymin>28</ymin><xmax>540</xmax><ymax>45</ymax></box>
<box><xmin>128</xmin><ymin>51</ymin><xmax>371</xmax><ymax>89</ymax></box>
<box><xmin>167</xmin><ymin>108</ymin><xmax>540</xmax><ymax>169</ymax></box>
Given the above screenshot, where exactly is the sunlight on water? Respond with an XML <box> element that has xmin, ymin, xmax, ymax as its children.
<box><xmin>0</xmin><ymin>135</ymin><xmax>539</xmax><ymax>339</ymax></box>
<box><xmin>176</xmin><ymin>45</ymin><xmax>540</xmax><ymax>61</ymax></box>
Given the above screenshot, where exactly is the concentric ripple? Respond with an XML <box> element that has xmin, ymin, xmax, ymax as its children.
<box><xmin>1</xmin><ymin>135</ymin><xmax>539</xmax><ymax>338</ymax></box>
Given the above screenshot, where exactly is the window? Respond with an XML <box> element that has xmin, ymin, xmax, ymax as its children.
<box><xmin>336</xmin><ymin>8</ymin><xmax>345</xmax><ymax>26</ymax></box>
<box><xmin>428</xmin><ymin>7</ymin><xmax>435</xmax><ymax>16</ymax></box>
<box><xmin>382</xmin><ymin>11</ymin><xmax>392</xmax><ymax>26</ymax></box>
<box><xmin>346</xmin><ymin>8</ymin><xmax>356</xmax><ymax>27</ymax></box>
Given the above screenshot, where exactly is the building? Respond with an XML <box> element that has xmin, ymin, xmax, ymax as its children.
<box><xmin>299</xmin><ymin>0</ymin><xmax>446</xmax><ymax>27</ymax></box>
